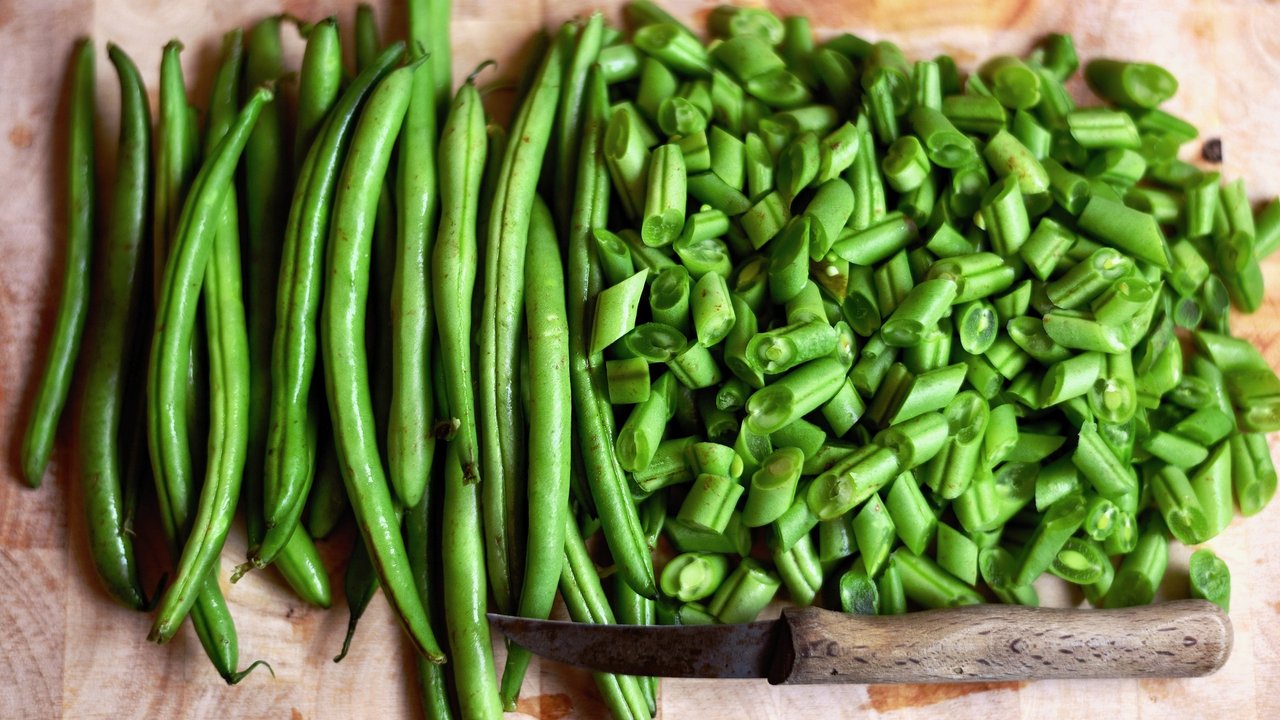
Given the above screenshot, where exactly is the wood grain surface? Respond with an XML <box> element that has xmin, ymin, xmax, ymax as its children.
<box><xmin>2</xmin><ymin>1</ymin><xmax>1280</xmax><ymax>718</ymax></box>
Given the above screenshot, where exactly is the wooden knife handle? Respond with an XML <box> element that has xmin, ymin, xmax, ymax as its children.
<box><xmin>769</xmin><ymin>600</ymin><xmax>1232</xmax><ymax>685</ymax></box>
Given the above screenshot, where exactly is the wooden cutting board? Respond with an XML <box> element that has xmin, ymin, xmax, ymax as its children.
<box><xmin>2</xmin><ymin>0</ymin><xmax>1280</xmax><ymax>717</ymax></box>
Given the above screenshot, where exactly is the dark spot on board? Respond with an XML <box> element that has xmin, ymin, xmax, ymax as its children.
<box><xmin>290</xmin><ymin>708</ymin><xmax>305</xmax><ymax>720</ymax></box>
<box><xmin>515</xmin><ymin>693</ymin><xmax>575</xmax><ymax>720</ymax></box>
<box><xmin>866</xmin><ymin>681</ymin><xmax>1025</xmax><ymax>712</ymax></box>
<box><xmin>1201</xmin><ymin>138</ymin><xmax>1222</xmax><ymax>164</ymax></box>
<box><xmin>9</xmin><ymin>124</ymin><xmax>33</xmax><ymax>148</ymax></box>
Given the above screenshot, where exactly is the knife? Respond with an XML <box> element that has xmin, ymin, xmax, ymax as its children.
<box><xmin>490</xmin><ymin>600</ymin><xmax>1231</xmax><ymax>684</ymax></box>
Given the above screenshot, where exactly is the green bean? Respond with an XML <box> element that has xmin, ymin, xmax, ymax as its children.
<box><xmin>477</xmin><ymin>37</ymin><xmax>566</xmax><ymax>615</ymax></box>
<box><xmin>691</xmin><ymin>271</ymin><xmax>736</xmax><ymax>347</ymax></box>
<box><xmin>1231</xmin><ymin>433</ymin><xmax>1277</xmax><ymax>517</ymax></box>
<box><xmin>832</xmin><ymin>211</ymin><xmax>917</xmax><ymax>266</ymax></box>
<box><xmin>555</xmin><ymin>15</ymin><xmax>605</xmax><ymax>228</ymax></box>
<box><xmin>1014</xmin><ymin>494</ymin><xmax>1086</xmax><ymax>586</ymax></box>
<box><xmin>618</xmin><ymin>373</ymin><xmax>676</xmax><ymax>473</ymax></box>
<box><xmin>668</xmin><ymin>341</ymin><xmax>723</xmax><ymax>389</ymax></box>
<box><xmin>886</xmin><ymin>363</ymin><xmax>968</xmax><ymax>426</ymax></box>
<box><xmin>1068</xmin><ymin>108</ymin><xmax>1143</xmax><ymax>150</ymax></box>
<box><xmin>894</xmin><ymin>548</ymin><xmax>985</xmax><ymax>608</ymax></box>
<box><xmin>635</xmin><ymin>21</ymin><xmax>711</xmax><ymax>77</ymax></box>
<box><xmin>808</xmin><ymin>447</ymin><xmax>902</xmax><ymax>522</ymax></box>
<box><xmin>642</xmin><ymin>143</ymin><xmax>688</xmax><ymax>246</ymax></box>
<box><xmin>23</xmin><ymin>39</ymin><xmax>95</xmax><ymax>486</ymax></box>
<box><xmin>742</xmin><ymin>190</ymin><xmax>790</xmax><ymax>249</ymax></box>
<box><xmin>942</xmin><ymin>94</ymin><xmax>1007</xmax><ymax>135</ymax></box>
<box><xmin>605</xmin><ymin>107</ymin><xmax>652</xmax><ymax>220</ymax></box>
<box><xmin>886</xmin><ymin>472</ymin><xmax>937</xmax><ymax>556</ymax></box>
<box><xmin>319</xmin><ymin>63</ymin><xmax>443</xmax><ymax>661</ymax></box>
<box><xmin>293</xmin><ymin>18</ymin><xmax>341</xmax><ymax>170</ymax></box>
<box><xmin>708</xmin><ymin>559</ymin><xmax>782</xmax><ymax>623</ymax></box>
<box><xmin>567</xmin><ymin>69</ymin><xmax>657</xmax><ymax>599</ymax></box>
<box><xmin>909</xmin><ymin>105</ymin><xmax>976</xmax><ymax>168</ymax></box>
<box><xmin>243</xmin><ymin>15</ymin><xmax>292</xmax><ymax>527</ymax></box>
<box><xmin>1254</xmin><ymin>197</ymin><xmax>1280</xmax><ymax>259</ymax></box>
<box><xmin>148</xmin><ymin>44</ymin><xmax>266</xmax><ymax>644</ymax></box>
<box><xmin>438</xmin><ymin>443</ymin><xmax>502</xmax><ymax>716</ymax></box>
<box><xmin>591</xmin><ymin>269</ymin><xmax>649</xmax><ymax>355</ymax></box>
<box><xmin>1189</xmin><ymin>548</ymin><xmax>1230</xmax><ymax>612</ymax></box>
<box><xmin>979</xmin><ymin>55</ymin><xmax>1041</xmax><ymax>110</ymax></box>
<box><xmin>500</xmin><ymin>196</ymin><xmax>573</xmax><ymax>706</ymax></box>
<box><xmin>661</xmin><ymin>552</ymin><xmax>731</xmax><ymax>602</ymax></box>
<box><xmin>152</xmin><ymin>41</ymin><xmax>195</xmax><ymax>298</ymax></box>
<box><xmin>607</xmin><ymin>358</ymin><xmax>652</xmax><ymax>405</ymax></box>
<box><xmin>882</xmin><ymin>279</ymin><xmax>957</xmax><ymax>347</ymax></box>
<box><xmin>408</xmin><ymin>374</ymin><xmax>451</xmax><ymax>715</ymax></box>
<box><xmin>73</xmin><ymin>43</ymin><xmax>148</xmax><ymax>608</ymax></box>
<box><xmin>1106</xmin><ymin>514</ymin><xmax>1169</xmax><ymax>608</ymax></box>
<box><xmin>881</xmin><ymin>135</ymin><xmax>930</xmax><ymax>193</ymax></box>
<box><xmin>746</xmin><ymin>321</ymin><xmax>838</xmax><ymax>376</ymax></box>
<box><xmin>774</xmin><ymin>532</ymin><xmax>823</xmax><ymax>606</ymax></box>
<box><xmin>980</xmin><ymin>547</ymin><xmax>1039</xmax><ymax>606</ymax></box>
<box><xmin>745</xmin><ymin>357</ymin><xmax>847</xmax><ymax>435</ymax></box>
<box><xmin>743</xmin><ymin>447</ymin><xmax>804</xmax><ymax>527</ymax></box>
<box><xmin>258</xmin><ymin>43</ymin><xmax>406</xmax><ymax>564</ymax></box>
<box><xmin>385</xmin><ymin>5</ymin><xmax>447</xmax><ymax>512</ymax></box>
<box><xmin>1084</xmin><ymin>59</ymin><xmax>1178</xmax><ymax>109</ymax></box>
<box><xmin>679</xmin><ymin>471</ymin><xmax>745</xmax><ymax>533</ymax></box>
<box><xmin>431</xmin><ymin>78</ymin><xmax>487</xmax><ymax>491</ymax></box>
<box><xmin>980</xmin><ymin>175</ymin><xmax>1031</xmax><ymax>257</ymax></box>
<box><xmin>936</xmin><ymin>522</ymin><xmax>978</xmax><ymax>585</ymax></box>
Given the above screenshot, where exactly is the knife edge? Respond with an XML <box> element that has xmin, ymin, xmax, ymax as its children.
<box><xmin>488</xmin><ymin>613</ymin><xmax>779</xmax><ymax>679</ymax></box>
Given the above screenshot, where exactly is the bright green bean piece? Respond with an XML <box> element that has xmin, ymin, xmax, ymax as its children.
<box><xmin>590</xmin><ymin>269</ymin><xmax>650</xmax><ymax>355</ymax></box>
<box><xmin>691</xmin><ymin>271</ymin><xmax>736</xmax><ymax>348</ymax></box>
<box><xmin>607</xmin><ymin>358</ymin><xmax>652</xmax><ymax>405</ymax></box>
<box><xmin>1085</xmin><ymin>59</ymin><xmax>1178</xmax><ymax>109</ymax></box>
<box><xmin>641</xmin><ymin>144</ymin><xmax>687</xmax><ymax>246</ymax></box>
<box><xmin>661</xmin><ymin>552</ymin><xmax>730</xmax><ymax>602</ymax></box>
<box><xmin>893</xmin><ymin>549</ymin><xmax>985</xmax><ymax>608</ymax></box>
<box><xmin>1106</xmin><ymin>515</ymin><xmax>1168</xmax><ymax>608</ymax></box>
<box><xmin>1189</xmin><ymin>548</ymin><xmax>1230</xmax><ymax>612</ymax></box>
<box><xmin>707</xmin><ymin>559</ymin><xmax>781</xmax><ymax>624</ymax></box>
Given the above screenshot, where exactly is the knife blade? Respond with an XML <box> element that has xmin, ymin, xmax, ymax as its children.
<box><xmin>490</xmin><ymin>599</ymin><xmax>1231</xmax><ymax>684</ymax></box>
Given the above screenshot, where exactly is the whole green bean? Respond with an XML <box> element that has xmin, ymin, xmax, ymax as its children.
<box><xmin>148</xmin><ymin>47</ymin><xmax>265</xmax><ymax>644</ymax></box>
<box><xmin>433</xmin><ymin>78</ymin><xmax>486</xmax><ymax>483</ymax></box>
<box><xmin>478</xmin><ymin>34</ymin><xmax>564</xmax><ymax>612</ymax></box>
<box><xmin>320</xmin><ymin>63</ymin><xmax>444</xmax><ymax>662</ymax></box>
<box><xmin>388</xmin><ymin>0</ymin><xmax>445</xmax><ymax>511</ymax></box>
<box><xmin>23</xmin><ymin>39</ymin><xmax>95</xmax><ymax>487</ymax></box>
<box><xmin>501</xmin><ymin>197</ymin><xmax>572</xmax><ymax>705</ymax></box>
<box><xmin>441</xmin><ymin>442</ymin><xmax>502</xmax><ymax>716</ymax></box>
<box><xmin>257</xmin><ymin>44</ymin><xmax>406</xmax><ymax>564</ymax></box>
<box><xmin>293</xmin><ymin>18</ymin><xmax>341</xmax><ymax>170</ymax></box>
<box><xmin>73</xmin><ymin>43</ymin><xmax>149</xmax><ymax>608</ymax></box>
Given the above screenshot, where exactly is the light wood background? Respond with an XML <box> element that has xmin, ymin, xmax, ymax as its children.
<box><xmin>2</xmin><ymin>0</ymin><xmax>1280</xmax><ymax>718</ymax></box>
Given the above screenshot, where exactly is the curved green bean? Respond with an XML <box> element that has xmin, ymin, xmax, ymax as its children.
<box><xmin>23</xmin><ymin>39</ymin><xmax>94</xmax><ymax>487</ymax></box>
<box><xmin>257</xmin><ymin>44</ymin><xmax>406</xmax><ymax>563</ymax></box>
<box><xmin>74</xmin><ymin>43</ymin><xmax>148</xmax><ymax>608</ymax></box>
<box><xmin>320</xmin><ymin>63</ymin><xmax>445</xmax><ymax>663</ymax></box>
<box><xmin>478</xmin><ymin>32</ymin><xmax>564</xmax><ymax>613</ymax></box>
<box><xmin>148</xmin><ymin>39</ymin><xmax>263</xmax><ymax>644</ymax></box>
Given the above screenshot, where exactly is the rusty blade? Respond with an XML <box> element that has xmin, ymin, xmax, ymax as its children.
<box><xmin>488</xmin><ymin>614</ymin><xmax>779</xmax><ymax>679</ymax></box>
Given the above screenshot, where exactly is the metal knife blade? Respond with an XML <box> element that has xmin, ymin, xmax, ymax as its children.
<box><xmin>488</xmin><ymin>614</ymin><xmax>780</xmax><ymax>679</ymax></box>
